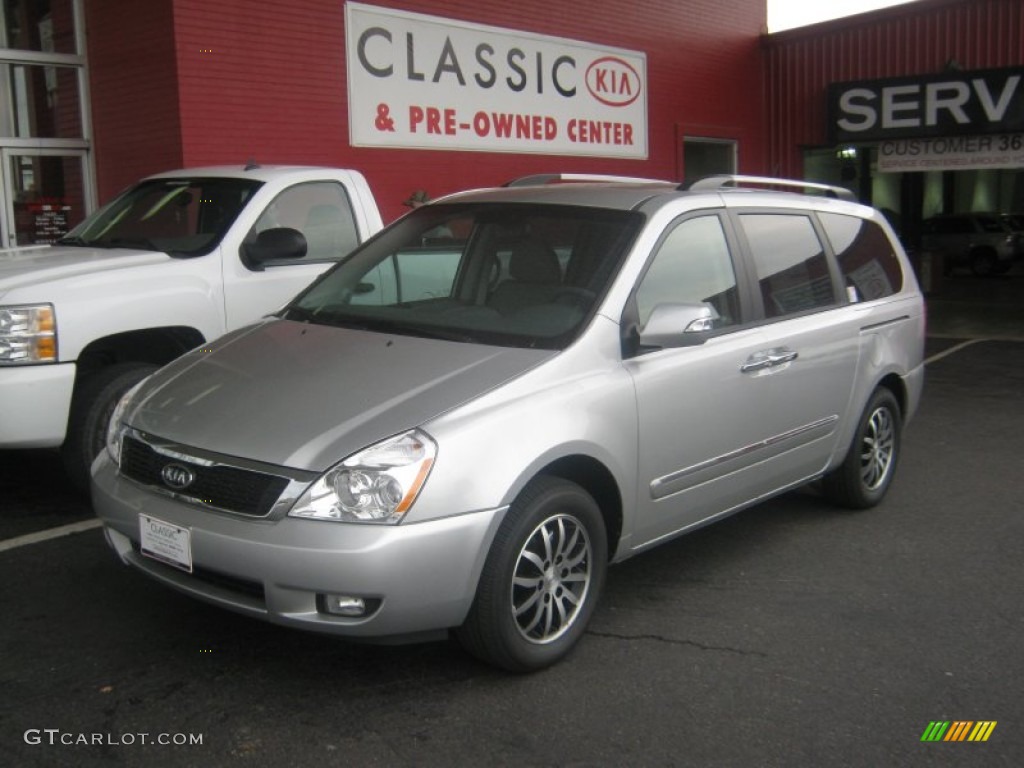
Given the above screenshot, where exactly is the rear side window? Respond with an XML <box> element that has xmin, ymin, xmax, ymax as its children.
<box><xmin>738</xmin><ymin>213</ymin><xmax>835</xmax><ymax>319</ymax></box>
<box><xmin>819</xmin><ymin>212</ymin><xmax>903</xmax><ymax>301</ymax></box>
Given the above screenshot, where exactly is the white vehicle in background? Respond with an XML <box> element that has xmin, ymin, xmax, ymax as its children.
<box><xmin>0</xmin><ymin>164</ymin><xmax>383</xmax><ymax>491</ymax></box>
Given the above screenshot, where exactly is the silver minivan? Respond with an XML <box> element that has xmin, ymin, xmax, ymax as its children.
<box><xmin>93</xmin><ymin>175</ymin><xmax>925</xmax><ymax>671</ymax></box>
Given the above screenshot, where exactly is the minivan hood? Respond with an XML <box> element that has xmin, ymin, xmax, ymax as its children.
<box><xmin>129</xmin><ymin>318</ymin><xmax>555</xmax><ymax>471</ymax></box>
<box><xmin>0</xmin><ymin>244</ymin><xmax>161</xmax><ymax>296</ymax></box>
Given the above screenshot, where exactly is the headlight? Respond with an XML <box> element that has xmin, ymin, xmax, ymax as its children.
<box><xmin>105</xmin><ymin>377</ymin><xmax>151</xmax><ymax>464</ymax></box>
<box><xmin>0</xmin><ymin>304</ymin><xmax>57</xmax><ymax>364</ymax></box>
<box><xmin>289</xmin><ymin>430</ymin><xmax>436</xmax><ymax>524</ymax></box>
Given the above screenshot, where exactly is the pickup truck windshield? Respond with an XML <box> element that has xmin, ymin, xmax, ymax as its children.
<box><xmin>58</xmin><ymin>177</ymin><xmax>262</xmax><ymax>257</ymax></box>
<box><xmin>285</xmin><ymin>203</ymin><xmax>642</xmax><ymax>350</ymax></box>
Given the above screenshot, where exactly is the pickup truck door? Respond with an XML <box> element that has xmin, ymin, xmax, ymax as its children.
<box><xmin>220</xmin><ymin>179</ymin><xmax>368</xmax><ymax>330</ymax></box>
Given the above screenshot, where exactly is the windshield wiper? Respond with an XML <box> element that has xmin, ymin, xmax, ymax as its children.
<box><xmin>55</xmin><ymin>236</ymin><xmax>91</xmax><ymax>246</ymax></box>
<box><xmin>104</xmin><ymin>236</ymin><xmax>159</xmax><ymax>252</ymax></box>
<box><xmin>283</xmin><ymin>306</ymin><xmax>479</xmax><ymax>343</ymax></box>
<box><xmin>282</xmin><ymin>306</ymin><xmax>318</xmax><ymax>323</ymax></box>
<box><xmin>385</xmin><ymin>324</ymin><xmax>479</xmax><ymax>344</ymax></box>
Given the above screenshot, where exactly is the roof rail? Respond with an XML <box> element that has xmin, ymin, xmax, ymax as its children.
<box><xmin>685</xmin><ymin>174</ymin><xmax>857</xmax><ymax>202</ymax></box>
<box><xmin>505</xmin><ymin>173</ymin><xmax>672</xmax><ymax>187</ymax></box>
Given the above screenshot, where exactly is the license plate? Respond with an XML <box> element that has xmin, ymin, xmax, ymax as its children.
<box><xmin>139</xmin><ymin>514</ymin><xmax>193</xmax><ymax>573</ymax></box>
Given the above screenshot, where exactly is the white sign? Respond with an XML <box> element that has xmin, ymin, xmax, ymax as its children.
<box><xmin>139</xmin><ymin>514</ymin><xmax>193</xmax><ymax>573</ymax></box>
<box><xmin>878</xmin><ymin>133</ymin><xmax>1024</xmax><ymax>172</ymax></box>
<box><xmin>345</xmin><ymin>2</ymin><xmax>648</xmax><ymax>159</ymax></box>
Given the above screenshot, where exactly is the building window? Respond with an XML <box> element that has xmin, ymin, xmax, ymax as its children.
<box><xmin>1</xmin><ymin>0</ymin><xmax>92</xmax><ymax>246</ymax></box>
<box><xmin>683</xmin><ymin>138</ymin><xmax>737</xmax><ymax>185</ymax></box>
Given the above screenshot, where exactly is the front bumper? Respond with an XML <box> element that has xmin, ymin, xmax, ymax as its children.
<box><xmin>0</xmin><ymin>363</ymin><xmax>75</xmax><ymax>448</ymax></box>
<box><xmin>92</xmin><ymin>453</ymin><xmax>506</xmax><ymax>640</ymax></box>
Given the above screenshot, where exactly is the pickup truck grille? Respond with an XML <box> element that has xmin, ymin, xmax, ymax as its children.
<box><xmin>120</xmin><ymin>435</ymin><xmax>290</xmax><ymax>517</ymax></box>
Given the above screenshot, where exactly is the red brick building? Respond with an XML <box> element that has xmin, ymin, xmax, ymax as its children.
<box><xmin>1</xmin><ymin>0</ymin><xmax>1020</xmax><ymax>245</ymax></box>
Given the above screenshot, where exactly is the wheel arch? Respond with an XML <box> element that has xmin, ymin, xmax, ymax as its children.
<box><xmin>876</xmin><ymin>372</ymin><xmax>907</xmax><ymax>421</ymax></box>
<box><xmin>827</xmin><ymin>371</ymin><xmax>908</xmax><ymax>474</ymax></box>
<box><xmin>74</xmin><ymin>327</ymin><xmax>206</xmax><ymax>380</ymax></box>
<box><xmin>533</xmin><ymin>454</ymin><xmax>624</xmax><ymax>562</ymax></box>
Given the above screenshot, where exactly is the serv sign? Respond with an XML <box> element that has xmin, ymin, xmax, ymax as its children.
<box><xmin>345</xmin><ymin>2</ymin><xmax>648</xmax><ymax>159</ymax></box>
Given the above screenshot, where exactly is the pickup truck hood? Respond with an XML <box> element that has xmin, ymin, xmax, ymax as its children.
<box><xmin>129</xmin><ymin>318</ymin><xmax>554</xmax><ymax>471</ymax></box>
<box><xmin>0</xmin><ymin>244</ymin><xmax>162</xmax><ymax>296</ymax></box>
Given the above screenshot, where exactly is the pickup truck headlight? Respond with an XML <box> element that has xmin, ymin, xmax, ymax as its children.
<box><xmin>0</xmin><ymin>304</ymin><xmax>57</xmax><ymax>364</ymax></box>
<box><xmin>289</xmin><ymin>430</ymin><xmax>436</xmax><ymax>524</ymax></box>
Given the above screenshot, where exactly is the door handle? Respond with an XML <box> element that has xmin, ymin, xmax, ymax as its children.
<box><xmin>741</xmin><ymin>348</ymin><xmax>799</xmax><ymax>373</ymax></box>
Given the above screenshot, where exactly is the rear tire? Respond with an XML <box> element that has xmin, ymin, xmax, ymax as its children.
<box><xmin>969</xmin><ymin>248</ymin><xmax>998</xmax><ymax>277</ymax></box>
<box><xmin>456</xmin><ymin>476</ymin><xmax>607</xmax><ymax>672</ymax></box>
<box><xmin>822</xmin><ymin>388</ymin><xmax>902</xmax><ymax>510</ymax></box>
<box><xmin>61</xmin><ymin>363</ymin><xmax>156</xmax><ymax>495</ymax></box>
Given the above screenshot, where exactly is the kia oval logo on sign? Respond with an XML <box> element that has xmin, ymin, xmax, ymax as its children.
<box><xmin>585</xmin><ymin>57</ymin><xmax>642</xmax><ymax>107</ymax></box>
<box><xmin>161</xmin><ymin>463</ymin><xmax>195</xmax><ymax>491</ymax></box>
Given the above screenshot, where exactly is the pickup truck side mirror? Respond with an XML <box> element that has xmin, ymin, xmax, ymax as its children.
<box><xmin>638</xmin><ymin>302</ymin><xmax>719</xmax><ymax>349</ymax></box>
<box><xmin>242</xmin><ymin>227</ymin><xmax>308</xmax><ymax>271</ymax></box>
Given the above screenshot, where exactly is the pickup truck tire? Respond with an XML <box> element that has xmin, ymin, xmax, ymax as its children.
<box><xmin>62</xmin><ymin>363</ymin><xmax>157</xmax><ymax>494</ymax></box>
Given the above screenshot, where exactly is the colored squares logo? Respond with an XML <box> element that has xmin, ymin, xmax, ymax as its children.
<box><xmin>921</xmin><ymin>721</ymin><xmax>997</xmax><ymax>742</ymax></box>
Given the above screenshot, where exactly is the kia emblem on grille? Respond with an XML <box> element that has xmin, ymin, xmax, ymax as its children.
<box><xmin>161</xmin><ymin>463</ymin><xmax>195</xmax><ymax>491</ymax></box>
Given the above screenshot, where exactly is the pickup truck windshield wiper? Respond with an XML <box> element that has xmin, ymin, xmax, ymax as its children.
<box><xmin>104</xmin><ymin>236</ymin><xmax>159</xmax><ymax>251</ymax></box>
<box><xmin>55</xmin><ymin>236</ymin><xmax>91</xmax><ymax>246</ymax></box>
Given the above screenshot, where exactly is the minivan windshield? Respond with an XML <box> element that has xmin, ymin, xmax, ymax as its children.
<box><xmin>284</xmin><ymin>203</ymin><xmax>642</xmax><ymax>349</ymax></box>
<box><xmin>58</xmin><ymin>177</ymin><xmax>262</xmax><ymax>257</ymax></box>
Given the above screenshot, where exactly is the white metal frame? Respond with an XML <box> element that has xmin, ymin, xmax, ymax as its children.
<box><xmin>0</xmin><ymin>0</ymin><xmax>93</xmax><ymax>246</ymax></box>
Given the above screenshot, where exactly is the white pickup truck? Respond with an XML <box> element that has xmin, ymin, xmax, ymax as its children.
<box><xmin>0</xmin><ymin>165</ymin><xmax>383</xmax><ymax>491</ymax></box>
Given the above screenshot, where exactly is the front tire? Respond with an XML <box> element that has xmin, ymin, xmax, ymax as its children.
<box><xmin>823</xmin><ymin>387</ymin><xmax>902</xmax><ymax>510</ymax></box>
<box><xmin>456</xmin><ymin>476</ymin><xmax>607</xmax><ymax>672</ymax></box>
<box><xmin>61</xmin><ymin>363</ymin><xmax>156</xmax><ymax>495</ymax></box>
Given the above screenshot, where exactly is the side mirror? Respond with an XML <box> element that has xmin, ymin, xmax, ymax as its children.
<box><xmin>638</xmin><ymin>302</ymin><xmax>719</xmax><ymax>349</ymax></box>
<box><xmin>242</xmin><ymin>227</ymin><xmax>308</xmax><ymax>271</ymax></box>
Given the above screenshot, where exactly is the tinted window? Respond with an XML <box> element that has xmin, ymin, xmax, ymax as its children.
<box><xmin>819</xmin><ymin>212</ymin><xmax>903</xmax><ymax>301</ymax></box>
<box><xmin>288</xmin><ymin>204</ymin><xmax>641</xmax><ymax>350</ymax></box>
<box><xmin>974</xmin><ymin>215</ymin><xmax>1007</xmax><ymax>233</ymax></box>
<box><xmin>739</xmin><ymin>214</ymin><xmax>835</xmax><ymax>318</ymax></box>
<box><xmin>635</xmin><ymin>215</ymin><xmax>739</xmax><ymax>328</ymax></box>
<box><xmin>929</xmin><ymin>218</ymin><xmax>972</xmax><ymax>235</ymax></box>
<box><xmin>64</xmin><ymin>178</ymin><xmax>261</xmax><ymax>257</ymax></box>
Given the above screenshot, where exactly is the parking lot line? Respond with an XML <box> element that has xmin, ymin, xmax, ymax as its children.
<box><xmin>0</xmin><ymin>518</ymin><xmax>102</xmax><ymax>553</ymax></box>
<box><xmin>924</xmin><ymin>338</ymin><xmax>990</xmax><ymax>365</ymax></box>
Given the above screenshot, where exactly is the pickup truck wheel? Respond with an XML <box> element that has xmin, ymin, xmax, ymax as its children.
<box><xmin>456</xmin><ymin>476</ymin><xmax>607</xmax><ymax>672</ymax></box>
<box><xmin>822</xmin><ymin>388</ymin><xmax>901</xmax><ymax>510</ymax></box>
<box><xmin>61</xmin><ymin>363</ymin><xmax>157</xmax><ymax>494</ymax></box>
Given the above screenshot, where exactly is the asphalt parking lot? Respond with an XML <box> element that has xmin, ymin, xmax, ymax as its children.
<box><xmin>1</xmin><ymin>274</ymin><xmax>1022</xmax><ymax>768</ymax></box>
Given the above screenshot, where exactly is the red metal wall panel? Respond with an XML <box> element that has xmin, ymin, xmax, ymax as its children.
<box><xmin>763</xmin><ymin>0</ymin><xmax>1024</xmax><ymax>178</ymax></box>
<box><xmin>87</xmin><ymin>0</ymin><xmax>766</xmax><ymax>220</ymax></box>
<box><xmin>84</xmin><ymin>0</ymin><xmax>184</xmax><ymax>197</ymax></box>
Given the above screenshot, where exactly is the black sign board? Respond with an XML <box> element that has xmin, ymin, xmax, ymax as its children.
<box><xmin>827</xmin><ymin>66</ymin><xmax>1024</xmax><ymax>144</ymax></box>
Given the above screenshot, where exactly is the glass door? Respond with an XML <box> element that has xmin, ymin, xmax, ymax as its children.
<box><xmin>2</xmin><ymin>0</ymin><xmax>93</xmax><ymax>248</ymax></box>
<box><xmin>1</xmin><ymin>148</ymin><xmax>90</xmax><ymax>246</ymax></box>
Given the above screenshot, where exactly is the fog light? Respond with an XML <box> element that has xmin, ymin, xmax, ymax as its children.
<box><xmin>320</xmin><ymin>594</ymin><xmax>368</xmax><ymax>617</ymax></box>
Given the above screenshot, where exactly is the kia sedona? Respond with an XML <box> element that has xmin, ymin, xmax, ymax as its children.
<box><xmin>93</xmin><ymin>174</ymin><xmax>925</xmax><ymax>672</ymax></box>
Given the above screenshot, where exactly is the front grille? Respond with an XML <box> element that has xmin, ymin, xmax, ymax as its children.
<box><xmin>121</xmin><ymin>435</ymin><xmax>289</xmax><ymax>517</ymax></box>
